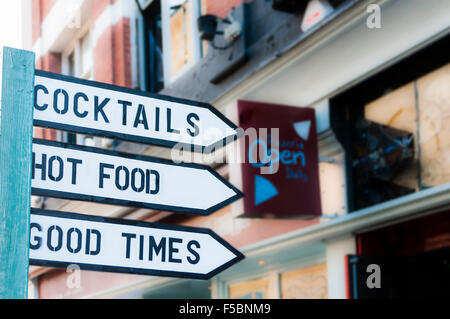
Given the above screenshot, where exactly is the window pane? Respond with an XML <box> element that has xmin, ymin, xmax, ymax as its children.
<box><xmin>229</xmin><ymin>278</ymin><xmax>269</xmax><ymax>299</ymax></box>
<box><xmin>80</xmin><ymin>31</ymin><xmax>92</xmax><ymax>77</ymax></box>
<box><xmin>169</xmin><ymin>0</ymin><xmax>193</xmax><ymax>77</ymax></box>
<box><xmin>363</xmin><ymin>82</ymin><xmax>419</xmax><ymax>193</ymax></box>
<box><xmin>68</xmin><ymin>52</ymin><xmax>75</xmax><ymax>77</ymax></box>
<box><xmin>280</xmin><ymin>264</ymin><xmax>328</xmax><ymax>299</ymax></box>
<box><xmin>416</xmin><ymin>63</ymin><xmax>450</xmax><ymax>187</ymax></box>
<box><xmin>351</xmin><ymin>62</ymin><xmax>450</xmax><ymax>210</ymax></box>
<box><xmin>144</xmin><ymin>0</ymin><xmax>164</xmax><ymax>92</ymax></box>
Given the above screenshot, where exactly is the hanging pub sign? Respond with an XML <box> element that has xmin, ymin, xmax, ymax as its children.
<box><xmin>233</xmin><ymin>100</ymin><xmax>322</xmax><ymax>218</ymax></box>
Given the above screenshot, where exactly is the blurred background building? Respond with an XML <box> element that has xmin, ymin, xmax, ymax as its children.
<box><xmin>19</xmin><ymin>0</ymin><xmax>450</xmax><ymax>298</ymax></box>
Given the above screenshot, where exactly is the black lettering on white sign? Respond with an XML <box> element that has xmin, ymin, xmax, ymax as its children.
<box><xmin>31</xmin><ymin>139</ymin><xmax>242</xmax><ymax>215</ymax></box>
<box><xmin>29</xmin><ymin>209</ymin><xmax>244</xmax><ymax>279</ymax></box>
<box><xmin>33</xmin><ymin>70</ymin><xmax>239</xmax><ymax>152</ymax></box>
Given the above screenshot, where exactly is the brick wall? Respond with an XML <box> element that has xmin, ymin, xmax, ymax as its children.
<box><xmin>30</xmin><ymin>0</ymin><xmax>244</xmax><ymax>141</ymax></box>
<box><xmin>94</xmin><ymin>24</ymin><xmax>116</xmax><ymax>85</ymax></box>
<box><xmin>32</xmin><ymin>0</ymin><xmax>57</xmax><ymax>44</ymax></box>
<box><xmin>32</xmin><ymin>0</ymin><xmax>132</xmax><ymax>141</ymax></box>
<box><xmin>114</xmin><ymin>17</ymin><xmax>133</xmax><ymax>88</ymax></box>
<box><xmin>32</xmin><ymin>0</ymin><xmax>41</xmax><ymax>44</ymax></box>
<box><xmin>36</xmin><ymin>52</ymin><xmax>61</xmax><ymax>73</ymax></box>
<box><xmin>206</xmin><ymin>0</ymin><xmax>246</xmax><ymax>18</ymax></box>
<box><xmin>91</xmin><ymin>0</ymin><xmax>133</xmax><ymax>88</ymax></box>
<box><xmin>93</xmin><ymin>17</ymin><xmax>132</xmax><ymax>88</ymax></box>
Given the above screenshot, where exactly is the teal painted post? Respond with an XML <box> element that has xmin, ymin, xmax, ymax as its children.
<box><xmin>0</xmin><ymin>47</ymin><xmax>35</xmax><ymax>299</ymax></box>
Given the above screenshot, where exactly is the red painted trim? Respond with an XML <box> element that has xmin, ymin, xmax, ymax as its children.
<box><xmin>356</xmin><ymin>234</ymin><xmax>363</xmax><ymax>255</ymax></box>
<box><xmin>344</xmin><ymin>254</ymin><xmax>351</xmax><ymax>299</ymax></box>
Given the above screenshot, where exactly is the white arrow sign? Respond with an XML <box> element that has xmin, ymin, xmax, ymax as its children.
<box><xmin>31</xmin><ymin>139</ymin><xmax>243</xmax><ymax>215</ymax></box>
<box><xmin>33</xmin><ymin>70</ymin><xmax>239</xmax><ymax>152</ymax></box>
<box><xmin>29</xmin><ymin>209</ymin><xmax>244</xmax><ymax>279</ymax></box>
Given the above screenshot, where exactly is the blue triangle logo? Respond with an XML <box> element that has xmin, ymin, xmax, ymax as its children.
<box><xmin>293</xmin><ymin>120</ymin><xmax>311</xmax><ymax>141</ymax></box>
<box><xmin>254</xmin><ymin>175</ymin><xmax>278</xmax><ymax>206</ymax></box>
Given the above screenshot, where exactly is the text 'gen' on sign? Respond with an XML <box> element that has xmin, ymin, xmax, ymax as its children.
<box><xmin>29</xmin><ymin>209</ymin><xmax>244</xmax><ymax>279</ymax></box>
<box><xmin>31</xmin><ymin>139</ymin><xmax>243</xmax><ymax>215</ymax></box>
<box><xmin>33</xmin><ymin>70</ymin><xmax>240</xmax><ymax>152</ymax></box>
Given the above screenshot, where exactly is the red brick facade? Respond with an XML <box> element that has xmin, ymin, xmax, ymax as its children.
<box><xmin>30</xmin><ymin>0</ymin><xmax>246</xmax><ymax>145</ymax></box>
<box><xmin>206</xmin><ymin>0</ymin><xmax>246</xmax><ymax>18</ymax></box>
<box><xmin>32</xmin><ymin>0</ymin><xmax>241</xmax><ymax>89</ymax></box>
<box><xmin>113</xmin><ymin>17</ymin><xmax>132</xmax><ymax>88</ymax></box>
<box><xmin>36</xmin><ymin>51</ymin><xmax>61</xmax><ymax>73</ymax></box>
<box><xmin>90</xmin><ymin>0</ymin><xmax>132</xmax><ymax>88</ymax></box>
<box><xmin>93</xmin><ymin>17</ymin><xmax>132</xmax><ymax>88</ymax></box>
<box><xmin>93</xmin><ymin>24</ymin><xmax>116</xmax><ymax>84</ymax></box>
<box><xmin>32</xmin><ymin>0</ymin><xmax>56</xmax><ymax>44</ymax></box>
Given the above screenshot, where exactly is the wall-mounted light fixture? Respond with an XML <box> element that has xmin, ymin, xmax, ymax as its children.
<box><xmin>197</xmin><ymin>14</ymin><xmax>242</xmax><ymax>50</ymax></box>
<box><xmin>197</xmin><ymin>14</ymin><xmax>222</xmax><ymax>41</ymax></box>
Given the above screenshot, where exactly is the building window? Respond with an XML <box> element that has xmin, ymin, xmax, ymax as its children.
<box><xmin>229</xmin><ymin>277</ymin><xmax>271</xmax><ymax>299</ymax></box>
<box><xmin>280</xmin><ymin>263</ymin><xmax>328</xmax><ymax>299</ymax></box>
<box><xmin>61</xmin><ymin>28</ymin><xmax>94</xmax><ymax>146</ymax></box>
<box><xmin>162</xmin><ymin>0</ymin><xmax>202</xmax><ymax>84</ymax></box>
<box><xmin>62</xmin><ymin>30</ymin><xmax>93</xmax><ymax>80</ymax></box>
<box><xmin>331</xmin><ymin>36</ymin><xmax>450</xmax><ymax>212</ymax></box>
<box><xmin>143</xmin><ymin>0</ymin><xmax>164</xmax><ymax>93</ymax></box>
<box><xmin>227</xmin><ymin>262</ymin><xmax>328</xmax><ymax>299</ymax></box>
<box><xmin>143</xmin><ymin>0</ymin><xmax>201</xmax><ymax>90</ymax></box>
<box><xmin>166</xmin><ymin>0</ymin><xmax>195</xmax><ymax>78</ymax></box>
<box><xmin>80</xmin><ymin>31</ymin><xmax>93</xmax><ymax>79</ymax></box>
<box><xmin>67</xmin><ymin>51</ymin><xmax>75</xmax><ymax>77</ymax></box>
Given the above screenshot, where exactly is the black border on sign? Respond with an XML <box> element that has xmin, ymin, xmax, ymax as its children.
<box><xmin>31</xmin><ymin>139</ymin><xmax>244</xmax><ymax>216</ymax></box>
<box><xmin>34</xmin><ymin>70</ymin><xmax>240</xmax><ymax>153</ymax></box>
<box><xmin>29</xmin><ymin>209</ymin><xmax>245</xmax><ymax>280</ymax></box>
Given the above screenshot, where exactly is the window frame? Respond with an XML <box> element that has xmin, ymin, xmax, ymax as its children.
<box><xmin>61</xmin><ymin>25</ymin><xmax>93</xmax><ymax>80</ymax></box>
<box><xmin>160</xmin><ymin>0</ymin><xmax>202</xmax><ymax>86</ymax></box>
<box><xmin>329</xmin><ymin>35</ymin><xmax>450</xmax><ymax>213</ymax></box>
<box><xmin>214</xmin><ymin>245</ymin><xmax>327</xmax><ymax>299</ymax></box>
<box><xmin>60</xmin><ymin>24</ymin><xmax>94</xmax><ymax>146</ymax></box>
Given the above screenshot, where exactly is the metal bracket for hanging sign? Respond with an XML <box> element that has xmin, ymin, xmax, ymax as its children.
<box><xmin>319</xmin><ymin>157</ymin><xmax>337</xmax><ymax>163</ymax></box>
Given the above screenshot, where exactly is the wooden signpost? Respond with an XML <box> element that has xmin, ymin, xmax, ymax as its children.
<box><xmin>0</xmin><ymin>47</ymin><xmax>35</xmax><ymax>299</ymax></box>
<box><xmin>0</xmin><ymin>47</ymin><xmax>244</xmax><ymax>298</ymax></box>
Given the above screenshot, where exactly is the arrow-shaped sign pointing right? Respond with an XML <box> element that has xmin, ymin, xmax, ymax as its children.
<box><xmin>33</xmin><ymin>70</ymin><xmax>240</xmax><ymax>153</ymax></box>
<box><xmin>31</xmin><ymin>139</ymin><xmax>243</xmax><ymax>215</ymax></box>
<box><xmin>29</xmin><ymin>209</ymin><xmax>244</xmax><ymax>280</ymax></box>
